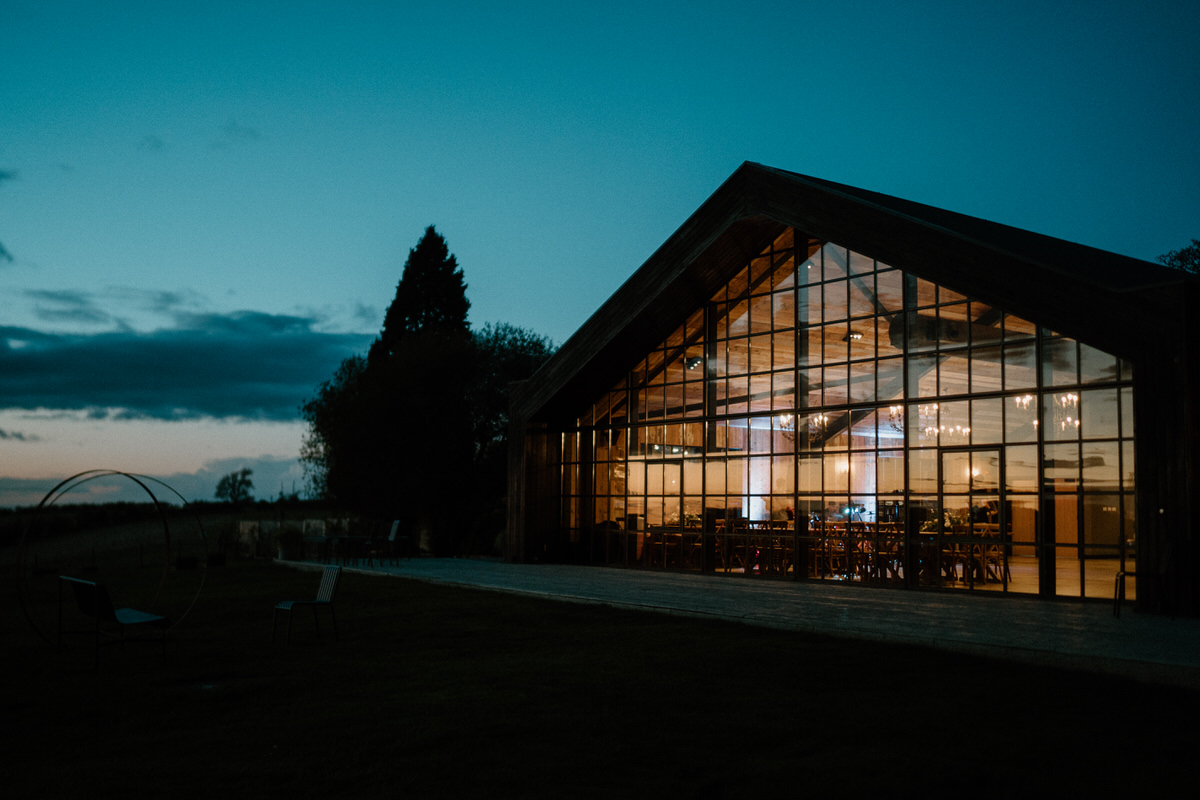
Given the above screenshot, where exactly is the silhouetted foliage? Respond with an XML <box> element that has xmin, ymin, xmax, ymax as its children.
<box><xmin>1157</xmin><ymin>238</ymin><xmax>1200</xmax><ymax>275</ymax></box>
<box><xmin>369</xmin><ymin>225</ymin><xmax>470</xmax><ymax>364</ymax></box>
<box><xmin>469</xmin><ymin>322</ymin><xmax>555</xmax><ymax>481</ymax></box>
<box><xmin>215</xmin><ymin>468</ymin><xmax>254</xmax><ymax>503</ymax></box>
<box><xmin>299</xmin><ymin>355</ymin><xmax>370</xmax><ymax>502</ymax></box>
<box><xmin>300</xmin><ymin>228</ymin><xmax>554</xmax><ymax>555</ymax></box>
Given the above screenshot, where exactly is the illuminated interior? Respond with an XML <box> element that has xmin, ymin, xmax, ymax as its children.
<box><xmin>558</xmin><ymin>229</ymin><xmax>1136</xmax><ymax>598</ymax></box>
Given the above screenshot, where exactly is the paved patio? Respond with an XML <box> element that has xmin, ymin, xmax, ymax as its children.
<box><xmin>330</xmin><ymin>557</ymin><xmax>1200</xmax><ymax>689</ymax></box>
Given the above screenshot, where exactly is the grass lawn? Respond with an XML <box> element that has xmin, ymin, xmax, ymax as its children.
<box><xmin>4</xmin><ymin>557</ymin><xmax>1199</xmax><ymax>798</ymax></box>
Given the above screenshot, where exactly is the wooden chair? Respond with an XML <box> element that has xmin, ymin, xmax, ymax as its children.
<box><xmin>273</xmin><ymin>566</ymin><xmax>341</xmax><ymax>644</ymax></box>
<box><xmin>58</xmin><ymin>576</ymin><xmax>170</xmax><ymax>667</ymax></box>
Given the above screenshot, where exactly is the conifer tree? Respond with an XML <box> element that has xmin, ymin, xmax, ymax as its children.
<box><xmin>301</xmin><ymin>226</ymin><xmax>554</xmax><ymax>555</ymax></box>
<box><xmin>370</xmin><ymin>225</ymin><xmax>469</xmax><ymax>364</ymax></box>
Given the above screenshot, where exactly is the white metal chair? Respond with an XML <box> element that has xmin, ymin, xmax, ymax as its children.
<box><xmin>272</xmin><ymin>566</ymin><xmax>341</xmax><ymax>644</ymax></box>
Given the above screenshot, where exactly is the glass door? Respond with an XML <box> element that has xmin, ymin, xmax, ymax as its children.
<box><xmin>939</xmin><ymin>448</ymin><xmax>1008</xmax><ymax>590</ymax></box>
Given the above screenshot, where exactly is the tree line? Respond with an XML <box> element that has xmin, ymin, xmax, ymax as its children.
<box><xmin>298</xmin><ymin>226</ymin><xmax>554</xmax><ymax>555</ymax></box>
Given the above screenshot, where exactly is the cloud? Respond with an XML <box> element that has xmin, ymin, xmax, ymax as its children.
<box><xmin>138</xmin><ymin>134</ymin><xmax>166</xmax><ymax>152</ymax></box>
<box><xmin>26</xmin><ymin>289</ymin><xmax>118</xmax><ymax>327</ymax></box>
<box><xmin>0</xmin><ymin>311</ymin><xmax>373</xmax><ymax>421</ymax></box>
<box><xmin>211</xmin><ymin>120</ymin><xmax>263</xmax><ymax>149</ymax></box>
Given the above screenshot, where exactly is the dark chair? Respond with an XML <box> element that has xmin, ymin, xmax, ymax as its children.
<box><xmin>58</xmin><ymin>576</ymin><xmax>170</xmax><ymax>667</ymax></box>
<box><xmin>368</xmin><ymin>520</ymin><xmax>408</xmax><ymax>566</ymax></box>
<box><xmin>273</xmin><ymin>566</ymin><xmax>341</xmax><ymax>644</ymax></box>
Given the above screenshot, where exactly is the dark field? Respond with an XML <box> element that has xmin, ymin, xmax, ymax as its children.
<box><xmin>4</xmin><ymin>534</ymin><xmax>1199</xmax><ymax>798</ymax></box>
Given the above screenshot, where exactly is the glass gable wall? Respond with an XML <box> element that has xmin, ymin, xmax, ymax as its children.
<box><xmin>561</xmin><ymin>229</ymin><xmax>1136</xmax><ymax>598</ymax></box>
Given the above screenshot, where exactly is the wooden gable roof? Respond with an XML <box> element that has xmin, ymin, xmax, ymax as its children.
<box><xmin>513</xmin><ymin>162</ymin><xmax>1192</xmax><ymax>425</ymax></box>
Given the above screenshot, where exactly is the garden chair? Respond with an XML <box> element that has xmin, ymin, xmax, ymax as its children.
<box><xmin>272</xmin><ymin>565</ymin><xmax>341</xmax><ymax>644</ymax></box>
<box><xmin>58</xmin><ymin>575</ymin><xmax>170</xmax><ymax>667</ymax></box>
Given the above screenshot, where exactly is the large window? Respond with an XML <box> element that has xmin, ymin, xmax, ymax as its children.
<box><xmin>561</xmin><ymin>229</ymin><xmax>1136</xmax><ymax>599</ymax></box>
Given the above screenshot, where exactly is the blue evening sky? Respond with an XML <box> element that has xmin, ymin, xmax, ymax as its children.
<box><xmin>2</xmin><ymin>0</ymin><xmax>1197</xmax><ymax>505</ymax></box>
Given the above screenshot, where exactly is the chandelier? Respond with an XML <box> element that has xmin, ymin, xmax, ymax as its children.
<box><xmin>1053</xmin><ymin>393</ymin><xmax>1080</xmax><ymax>432</ymax></box>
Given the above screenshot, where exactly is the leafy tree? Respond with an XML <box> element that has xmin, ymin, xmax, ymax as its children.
<box><xmin>300</xmin><ymin>227</ymin><xmax>554</xmax><ymax>555</ymax></box>
<box><xmin>215</xmin><ymin>468</ymin><xmax>254</xmax><ymax>503</ymax></box>
<box><xmin>1157</xmin><ymin>239</ymin><xmax>1200</xmax><ymax>275</ymax></box>
<box><xmin>468</xmin><ymin>322</ymin><xmax>555</xmax><ymax>480</ymax></box>
<box><xmin>299</xmin><ymin>355</ymin><xmax>371</xmax><ymax>502</ymax></box>
<box><xmin>461</xmin><ymin>322</ymin><xmax>556</xmax><ymax>553</ymax></box>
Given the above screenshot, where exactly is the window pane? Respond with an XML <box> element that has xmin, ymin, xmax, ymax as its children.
<box><xmin>943</xmin><ymin>450</ymin><xmax>971</xmax><ymax>494</ymax></box>
<box><xmin>1005</xmin><ymin>445</ymin><xmax>1039</xmax><ymax>492</ymax></box>
<box><xmin>823</xmin><ymin>364</ymin><xmax>849</xmax><ymax>406</ymax></box>
<box><xmin>849</xmin><ymin>275</ymin><xmax>876</xmax><ymax>318</ymax></box>
<box><xmin>824</xmin><ymin>323</ymin><xmax>850</xmax><ymax>363</ymax></box>
<box><xmin>1004</xmin><ymin>342</ymin><xmax>1037</xmax><ymax>390</ymax></box>
<box><xmin>910</xmin><ymin>354</ymin><xmax>939</xmax><ymax>398</ymax></box>
<box><xmin>849</xmin><ymin>361</ymin><xmax>875</xmax><ymax>403</ymax></box>
<box><xmin>1079</xmin><ymin>342</ymin><xmax>1118</xmax><ymax>383</ymax></box>
<box><xmin>1006</xmin><ymin>394</ymin><xmax>1039</xmax><ymax>442</ymax></box>
<box><xmin>910</xmin><ymin>449</ymin><xmax>937</xmax><ymax>492</ymax></box>
<box><xmin>798</xmin><ymin>455</ymin><xmax>821</xmax><ymax>492</ymax></box>
<box><xmin>878</xmin><ymin>450</ymin><xmax>904</xmax><ymax>494</ymax></box>
<box><xmin>876</xmin><ymin>270</ymin><xmax>904</xmax><ymax>317</ymax></box>
<box><xmin>971</xmin><ymin>397</ymin><xmax>1004</xmax><ymax>444</ymax></box>
<box><xmin>1082</xmin><ymin>441</ymin><xmax>1120</xmax><ymax>490</ymax></box>
<box><xmin>773</xmin><ymin>370</ymin><xmax>795</xmax><ymax>411</ymax></box>
<box><xmin>909</xmin><ymin>402</ymin><xmax>940</xmax><ymax>447</ymax></box>
<box><xmin>1122</xmin><ymin>440</ymin><xmax>1135</xmax><ymax>492</ymax></box>
<box><xmin>821</xmin><ymin>244</ymin><xmax>849</xmax><ymax>281</ymax></box>
<box><xmin>939</xmin><ymin>400</ymin><xmax>971</xmax><ymax>444</ymax></box>
<box><xmin>877</xmin><ymin>357</ymin><xmax>904</xmax><ymax>401</ymax></box>
<box><xmin>825</xmin><ymin>279</ymin><xmax>849</xmax><ymax>321</ymax></box>
<box><xmin>1081</xmin><ymin>388</ymin><xmax>1119</xmax><ymax>439</ymax></box>
<box><xmin>939</xmin><ymin>352</ymin><xmax>970</xmax><ymax>396</ymax></box>
<box><xmin>1044</xmin><ymin>442</ymin><xmax>1079</xmax><ymax>486</ymax></box>
<box><xmin>1043</xmin><ymin>337</ymin><xmax>1078</xmax><ymax>386</ymax></box>
<box><xmin>915</xmin><ymin>278</ymin><xmax>937</xmax><ymax>308</ymax></box>
<box><xmin>971</xmin><ymin>346</ymin><xmax>1004</xmax><ymax>394</ymax></box>
<box><xmin>849</xmin><ymin>453</ymin><xmax>875</xmax><ymax>496</ymax></box>
<box><xmin>824</xmin><ymin>453</ymin><xmax>849</xmax><ymax>493</ymax></box>
<box><xmin>850</xmin><ymin>409</ymin><xmax>877</xmax><ymax>448</ymax></box>
<box><xmin>1045</xmin><ymin>392</ymin><xmax>1081</xmax><ymax>441</ymax></box>
<box><xmin>798</xmin><ymin>368</ymin><xmax>819</xmax><ymax>408</ymax></box>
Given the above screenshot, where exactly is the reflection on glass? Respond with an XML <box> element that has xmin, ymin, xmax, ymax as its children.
<box><xmin>1005</xmin><ymin>445</ymin><xmax>1039</xmax><ymax>492</ymax></box>
<box><xmin>567</xmin><ymin>229</ymin><xmax>1135</xmax><ymax>595</ymax></box>
<box><xmin>1044</xmin><ymin>392</ymin><xmax>1082</xmax><ymax>441</ymax></box>
<box><xmin>1043</xmin><ymin>337</ymin><xmax>1078</xmax><ymax>386</ymax></box>
<box><xmin>971</xmin><ymin>451</ymin><xmax>1000</xmax><ymax>492</ymax></box>
<box><xmin>1079</xmin><ymin>342</ymin><xmax>1118</xmax><ymax>383</ymax></box>
<box><xmin>942</xmin><ymin>451</ymin><xmax>971</xmax><ymax>494</ymax></box>
<box><xmin>910</xmin><ymin>449</ymin><xmax>937</xmax><ymax>493</ymax></box>
<box><xmin>939</xmin><ymin>351</ymin><xmax>970</xmax><ymax>396</ymax></box>
<box><xmin>1004</xmin><ymin>342</ymin><xmax>1037</xmax><ymax>390</ymax></box>
<box><xmin>1080</xmin><ymin>388</ymin><xmax>1119</xmax><ymax>439</ymax></box>
<box><xmin>1082</xmin><ymin>441</ymin><xmax>1120</xmax><ymax>489</ymax></box>
<box><xmin>971</xmin><ymin>397</ymin><xmax>1004</xmax><ymax>444</ymax></box>
<box><xmin>1006</xmin><ymin>394</ymin><xmax>1038</xmax><ymax>442</ymax></box>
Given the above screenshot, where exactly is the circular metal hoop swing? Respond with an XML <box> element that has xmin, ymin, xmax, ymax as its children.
<box><xmin>17</xmin><ymin>469</ymin><xmax>209</xmax><ymax>646</ymax></box>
